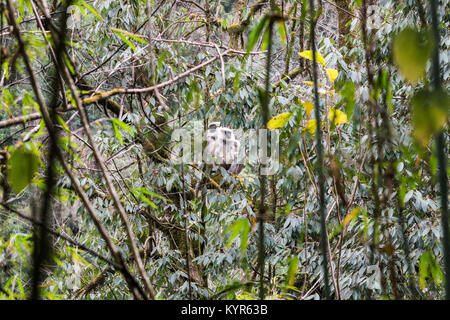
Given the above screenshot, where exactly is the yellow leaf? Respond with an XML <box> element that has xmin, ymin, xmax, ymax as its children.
<box><xmin>329</xmin><ymin>108</ymin><xmax>348</xmax><ymax>125</ymax></box>
<box><xmin>303</xmin><ymin>81</ymin><xmax>324</xmax><ymax>86</ymax></box>
<box><xmin>303</xmin><ymin>119</ymin><xmax>317</xmax><ymax>134</ymax></box>
<box><xmin>95</xmin><ymin>121</ymin><xmax>103</xmax><ymax>129</ymax></box>
<box><xmin>343</xmin><ymin>207</ymin><xmax>360</xmax><ymax>226</ymax></box>
<box><xmin>299</xmin><ymin>50</ymin><xmax>325</xmax><ymax>66</ymax></box>
<box><xmin>302</xmin><ymin>101</ymin><xmax>314</xmax><ymax>118</ymax></box>
<box><xmin>319</xmin><ymin>89</ymin><xmax>334</xmax><ymax>95</ymax></box>
<box><xmin>326</xmin><ymin>68</ymin><xmax>338</xmax><ymax>83</ymax></box>
<box><xmin>267</xmin><ymin>112</ymin><xmax>293</xmax><ymax>130</ymax></box>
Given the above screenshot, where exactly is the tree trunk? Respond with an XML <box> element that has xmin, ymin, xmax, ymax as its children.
<box><xmin>335</xmin><ymin>0</ymin><xmax>352</xmax><ymax>48</ymax></box>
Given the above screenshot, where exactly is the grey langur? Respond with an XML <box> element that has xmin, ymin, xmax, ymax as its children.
<box><xmin>203</xmin><ymin>122</ymin><xmax>242</xmax><ymax>174</ymax></box>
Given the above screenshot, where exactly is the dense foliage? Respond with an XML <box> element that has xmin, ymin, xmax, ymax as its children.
<box><xmin>0</xmin><ymin>0</ymin><xmax>448</xmax><ymax>300</ymax></box>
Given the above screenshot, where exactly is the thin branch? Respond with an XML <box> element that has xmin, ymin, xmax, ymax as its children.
<box><xmin>213</xmin><ymin>44</ymin><xmax>226</xmax><ymax>87</ymax></box>
<box><xmin>430</xmin><ymin>0</ymin><xmax>450</xmax><ymax>299</ymax></box>
<box><xmin>49</xmin><ymin>21</ymin><xmax>157</xmax><ymax>299</ymax></box>
<box><xmin>5</xmin><ymin>0</ymin><xmax>146</xmax><ymax>299</ymax></box>
<box><xmin>309</xmin><ymin>0</ymin><xmax>331</xmax><ymax>299</ymax></box>
<box><xmin>1</xmin><ymin>204</ymin><xmax>118</xmax><ymax>268</ymax></box>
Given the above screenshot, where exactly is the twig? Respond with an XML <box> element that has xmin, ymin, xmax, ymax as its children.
<box><xmin>430</xmin><ymin>0</ymin><xmax>450</xmax><ymax>299</ymax></box>
<box><xmin>213</xmin><ymin>44</ymin><xmax>226</xmax><ymax>87</ymax></box>
<box><xmin>150</xmin><ymin>37</ymin><xmax>265</xmax><ymax>55</ymax></box>
<box><xmin>56</xmin><ymin>38</ymin><xmax>157</xmax><ymax>300</ymax></box>
<box><xmin>5</xmin><ymin>0</ymin><xmax>146</xmax><ymax>299</ymax></box>
<box><xmin>1</xmin><ymin>204</ymin><xmax>118</xmax><ymax>268</ymax></box>
<box><xmin>309</xmin><ymin>0</ymin><xmax>331</xmax><ymax>300</ymax></box>
<box><xmin>0</xmin><ymin>48</ymin><xmax>245</xmax><ymax>130</ymax></box>
<box><xmin>179</xmin><ymin>110</ymin><xmax>193</xmax><ymax>299</ymax></box>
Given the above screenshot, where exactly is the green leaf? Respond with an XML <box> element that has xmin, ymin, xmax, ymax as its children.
<box><xmin>109</xmin><ymin>27</ymin><xmax>148</xmax><ymax>45</ymax></box>
<box><xmin>68</xmin><ymin>247</ymin><xmax>91</xmax><ymax>267</ymax></box>
<box><xmin>1</xmin><ymin>88</ymin><xmax>15</xmax><ymax>116</ymax></box>
<box><xmin>226</xmin><ymin>221</ymin><xmax>241</xmax><ymax>248</ymax></box>
<box><xmin>57</xmin><ymin>137</ymin><xmax>84</xmax><ymax>167</ymax></box>
<box><xmin>419</xmin><ymin>252</ymin><xmax>430</xmax><ymax>290</ymax></box>
<box><xmin>361</xmin><ymin>208</ymin><xmax>369</xmax><ymax>240</ymax></box>
<box><xmin>286</xmin><ymin>256</ymin><xmax>299</xmax><ymax>286</ymax></box>
<box><xmin>78</xmin><ymin>0</ymin><xmax>103</xmax><ymax>21</ymax></box>
<box><xmin>261</xmin><ymin>26</ymin><xmax>271</xmax><ymax>51</ymax></box>
<box><xmin>212</xmin><ymin>280</ymin><xmax>248</xmax><ymax>299</ymax></box>
<box><xmin>109</xmin><ymin>27</ymin><xmax>148</xmax><ymax>52</ymax></box>
<box><xmin>131</xmin><ymin>188</ymin><xmax>167</xmax><ymax>209</ymax></box>
<box><xmin>393</xmin><ymin>27</ymin><xmax>433</xmax><ymax>82</ymax></box>
<box><xmin>131</xmin><ymin>190</ymin><xmax>157</xmax><ymax>209</ymax></box>
<box><xmin>15</xmin><ymin>276</ymin><xmax>25</xmax><ymax>299</ymax></box>
<box><xmin>226</xmin><ymin>218</ymin><xmax>251</xmax><ymax>255</ymax></box>
<box><xmin>239</xmin><ymin>219</ymin><xmax>250</xmax><ymax>254</ymax></box>
<box><xmin>66</xmin><ymin>91</ymin><xmax>77</xmax><ymax>109</ymax></box>
<box><xmin>115</xmin><ymin>32</ymin><xmax>136</xmax><ymax>51</ymax></box>
<box><xmin>354</xmin><ymin>0</ymin><xmax>363</xmax><ymax>7</ymax></box>
<box><xmin>429</xmin><ymin>255</ymin><xmax>444</xmax><ymax>287</ymax></box>
<box><xmin>64</xmin><ymin>55</ymin><xmax>75</xmax><ymax>75</ymax></box>
<box><xmin>7</xmin><ymin>144</ymin><xmax>40</xmax><ymax>194</ymax></box>
<box><xmin>111</xmin><ymin>120</ymin><xmax>122</xmax><ymax>145</ymax></box>
<box><xmin>111</xmin><ymin>119</ymin><xmax>136</xmax><ymax>145</ymax></box>
<box><xmin>420</xmin><ymin>252</ymin><xmax>443</xmax><ymax>290</ymax></box>
<box><xmin>2</xmin><ymin>61</ymin><xmax>9</xmax><ymax>80</ymax></box>
<box><xmin>277</xmin><ymin>20</ymin><xmax>287</xmax><ymax>45</ymax></box>
<box><xmin>233</xmin><ymin>69</ymin><xmax>240</xmax><ymax>93</ymax></box>
<box><xmin>132</xmin><ymin>193</ymin><xmax>155</xmax><ymax>207</ymax></box>
<box><xmin>22</xmin><ymin>93</ymin><xmax>39</xmax><ymax>122</ymax></box>
<box><xmin>300</xmin><ymin>0</ymin><xmax>308</xmax><ymax>20</ymax></box>
<box><xmin>336</xmin><ymin>81</ymin><xmax>355</xmax><ymax>120</ymax></box>
<box><xmin>410</xmin><ymin>88</ymin><xmax>449</xmax><ymax>146</ymax></box>
<box><xmin>57</xmin><ymin>115</ymin><xmax>70</xmax><ymax>132</ymax></box>
<box><xmin>247</xmin><ymin>15</ymin><xmax>269</xmax><ymax>53</ymax></box>
<box><xmin>133</xmin><ymin>187</ymin><xmax>167</xmax><ymax>201</ymax></box>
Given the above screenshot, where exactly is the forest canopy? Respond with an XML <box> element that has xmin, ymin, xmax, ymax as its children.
<box><xmin>0</xmin><ymin>0</ymin><xmax>449</xmax><ymax>300</ymax></box>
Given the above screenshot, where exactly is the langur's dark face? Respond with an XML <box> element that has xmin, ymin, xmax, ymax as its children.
<box><xmin>208</xmin><ymin>122</ymin><xmax>220</xmax><ymax>130</ymax></box>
